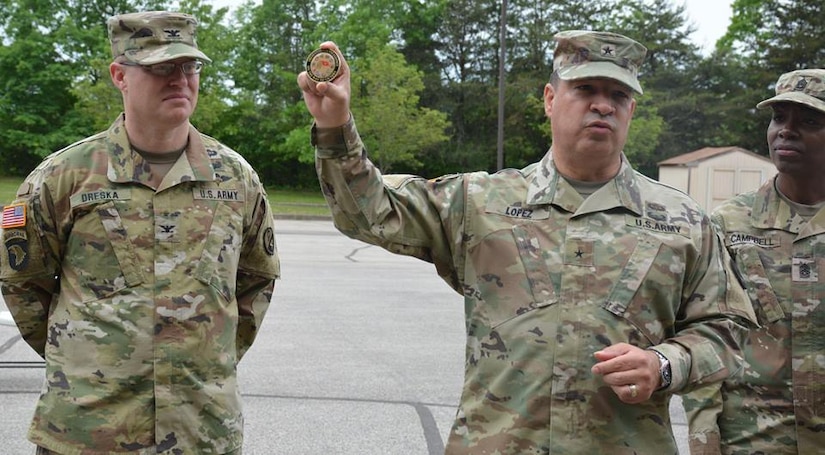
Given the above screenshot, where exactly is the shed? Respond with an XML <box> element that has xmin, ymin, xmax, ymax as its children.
<box><xmin>658</xmin><ymin>146</ymin><xmax>777</xmax><ymax>212</ymax></box>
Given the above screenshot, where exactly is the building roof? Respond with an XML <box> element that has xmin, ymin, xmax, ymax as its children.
<box><xmin>658</xmin><ymin>146</ymin><xmax>772</xmax><ymax>166</ymax></box>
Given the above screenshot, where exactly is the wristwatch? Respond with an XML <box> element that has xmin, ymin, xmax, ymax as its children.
<box><xmin>650</xmin><ymin>349</ymin><xmax>672</xmax><ymax>390</ymax></box>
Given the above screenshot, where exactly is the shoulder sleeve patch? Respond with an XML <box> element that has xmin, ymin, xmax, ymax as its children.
<box><xmin>1</xmin><ymin>203</ymin><xmax>26</xmax><ymax>228</ymax></box>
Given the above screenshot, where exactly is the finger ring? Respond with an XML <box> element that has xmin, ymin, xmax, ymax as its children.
<box><xmin>629</xmin><ymin>384</ymin><xmax>638</xmax><ymax>398</ymax></box>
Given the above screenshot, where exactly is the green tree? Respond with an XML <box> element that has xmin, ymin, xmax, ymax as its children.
<box><xmin>351</xmin><ymin>41</ymin><xmax>450</xmax><ymax>173</ymax></box>
<box><xmin>718</xmin><ymin>0</ymin><xmax>777</xmax><ymax>56</ymax></box>
<box><xmin>0</xmin><ymin>31</ymin><xmax>79</xmax><ymax>174</ymax></box>
<box><xmin>204</xmin><ymin>0</ymin><xmax>319</xmax><ymax>186</ymax></box>
<box><xmin>395</xmin><ymin>0</ymin><xmax>444</xmax><ymax>92</ymax></box>
<box><xmin>0</xmin><ymin>0</ymin><xmax>170</xmax><ymax>176</ymax></box>
<box><xmin>604</xmin><ymin>0</ymin><xmax>705</xmax><ymax>176</ymax></box>
<box><xmin>713</xmin><ymin>0</ymin><xmax>825</xmax><ymax>156</ymax></box>
<box><xmin>498</xmin><ymin>0</ymin><xmax>618</xmax><ymax>171</ymax></box>
<box><xmin>0</xmin><ymin>0</ymin><xmax>82</xmax><ymax>174</ymax></box>
<box><xmin>1</xmin><ymin>0</ymin><xmax>820</xmax><ymax>188</ymax></box>
<box><xmin>770</xmin><ymin>0</ymin><xmax>825</xmax><ymax>69</ymax></box>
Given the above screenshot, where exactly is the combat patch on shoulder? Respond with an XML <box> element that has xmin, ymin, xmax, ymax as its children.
<box><xmin>1</xmin><ymin>203</ymin><xmax>26</xmax><ymax>229</ymax></box>
<box><xmin>262</xmin><ymin>227</ymin><xmax>276</xmax><ymax>256</ymax></box>
<box><xmin>4</xmin><ymin>229</ymin><xmax>29</xmax><ymax>271</ymax></box>
<box><xmin>626</xmin><ymin>214</ymin><xmax>690</xmax><ymax>238</ymax></box>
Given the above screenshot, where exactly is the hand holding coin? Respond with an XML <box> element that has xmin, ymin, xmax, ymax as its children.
<box><xmin>299</xmin><ymin>43</ymin><xmax>350</xmax><ymax>128</ymax></box>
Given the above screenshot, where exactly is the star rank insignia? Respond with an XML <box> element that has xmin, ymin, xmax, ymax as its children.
<box><xmin>601</xmin><ymin>44</ymin><xmax>615</xmax><ymax>57</ymax></box>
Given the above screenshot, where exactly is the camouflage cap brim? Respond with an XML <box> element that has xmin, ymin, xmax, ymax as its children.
<box><xmin>756</xmin><ymin>92</ymin><xmax>825</xmax><ymax>114</ymax></box>
<box><xmin>552</xmin><ymin>30</ymin><xmax>646</xmax><ymax>95</ymax></box>
<box><xmin>557</xmin><ymin>61</ymin><xmax>643</xmax><ymax>95</ymax></box>
<box><xmin>124</xmin><ymin>42</ymin><xmax>212</xmax><ymax>65</ymax></box>
<box><xmin>108</xmin><ymin>11</ymin><xmax>211</xmax><ymax>65</ymax></box>
<box><xmin>756</xmin><ymin>69</ymin><xmax>825</xmax><ymax>114</ymax></box>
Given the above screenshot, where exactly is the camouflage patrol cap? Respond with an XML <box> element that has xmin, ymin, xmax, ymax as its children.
<box><xmin>552</xmin><ymin>30</ymin><xmax>647</xmax><ymax>94</ymax></box>
<box><xmin>107</xmin><ymin>11</ymin><xmax>212</xmax><ymax>65</ymax></box>
<box><xmin>756</xmin><ymin>69</ymin><xmax>825</xmax><ymax>114</ymax></box>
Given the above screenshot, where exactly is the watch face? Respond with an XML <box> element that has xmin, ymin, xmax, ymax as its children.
<box><xmin>652</xmin><ymin>349</ymin><xmax>671</xmax><ymax>388</ymax></box>
<box><xmin>662</xmin><ymin>365</ymin><xmax>672</xmax><ymax>386</ymax></box>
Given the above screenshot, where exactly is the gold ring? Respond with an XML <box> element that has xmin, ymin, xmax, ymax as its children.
<box><xmin>629</xmin><ymin>384</ymin><xmax>638</xmax><ymax>398</ymax></box>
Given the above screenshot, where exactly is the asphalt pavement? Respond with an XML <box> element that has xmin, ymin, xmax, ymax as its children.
<box><xmin>0</xmin><ymin>219</ymin><xmax>689</xmax><ymax>454</ymax></box>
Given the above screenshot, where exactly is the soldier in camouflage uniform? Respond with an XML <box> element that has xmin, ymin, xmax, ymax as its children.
<box><xmin>683</xmin><ymin>69</ymin><xmax>825</xmax><ymax>454</ymax></box>
<box><xmin>0</xmin><ymin>11</ymin><xmax>280</xmax><ymax>455</ymax></box>
<box><xmin>298</xmin><ymin>31</ymin><xmax>756</xmax><ymax>454</ymax></box>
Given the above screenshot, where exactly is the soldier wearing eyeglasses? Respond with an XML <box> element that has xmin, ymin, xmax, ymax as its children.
<box><xmin>0</xmin><ymin>11</ymin><xmax>280</xmax><ymax>455</ymax></box>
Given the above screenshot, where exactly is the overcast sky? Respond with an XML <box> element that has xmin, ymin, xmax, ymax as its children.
<box><xmin>205</xmin><ymin>0</ymin><xmax>733</xmax><ymax>55</ymax></box>
<box><xmin>678</xmin><ymin>0</ymin><xmax>734</xmax><ymax>53</ymax></box>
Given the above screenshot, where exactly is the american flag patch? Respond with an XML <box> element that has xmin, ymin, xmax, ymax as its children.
<box><xmin>1</xmin><ymin>203</ymin><xmax>26</xmax><ymax>228</ymax></box>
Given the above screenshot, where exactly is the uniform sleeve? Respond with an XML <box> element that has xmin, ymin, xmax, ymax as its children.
<box><xmin>650</xmin><ymin>215</ymin><xmax>756</xmax><ymax>394</ymax></box>
<box><xmin>0</xmin><ymin>174</ymin><xmax>61</xmax><ymax>357</ymax></box>
<box><xmin>235</xmin><ymin>171</ymin><xmax>280</xmax><ymax>359</ymax></box>
<box><xmin>677</xmin><ymin>210</ymin><xmax>752</xmax><ymax>454</ymax></box>
<box><xmin>313</xmin><ymin>116</ymin><xmax>465</xmax><ymax>293</ymax></box>
<box><xmin>682</xmin><ymin>381</ymin><xmax>724</xmax><ymax>454</ymax></box>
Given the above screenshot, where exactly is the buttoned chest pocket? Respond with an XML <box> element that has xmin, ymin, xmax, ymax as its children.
<box><xmin>468</xmin><ymin>223</ymin><xmax>558</xmax><ymax>329</ymax></box>
<box><xmin>730</xmin><ymin>244</ymin><xmax>784</xmax><ymax>324</ymax></box>
<box><xmin>66</xmin><ymin>202</ymin><xmax>144</xmax><ymax>302</ymax></box>
<box><xmin>193</xmin><ymin>203</ymin><xmax>243</xmax><ymax>302</ymax></box>
<box><xmin>601</xmin><ymin>236</ymin><xmax>675</xmax><ymax>346</ymax></box>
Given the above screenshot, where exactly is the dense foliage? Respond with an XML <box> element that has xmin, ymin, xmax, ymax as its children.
<box><xmin>1</xmin><ymin>0</ymin><xmax>822</xmax><ymax>186</ymax></box>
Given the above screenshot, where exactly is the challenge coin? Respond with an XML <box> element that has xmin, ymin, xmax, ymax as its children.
<box><xmin>306</xmin><ymin>48</ymin><xmax>341</xmax><ymax>83</ymax></box>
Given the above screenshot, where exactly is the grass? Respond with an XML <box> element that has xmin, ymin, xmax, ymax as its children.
<box><xmin>0</xmin><ymin>177</ymin><xmax>20</xmax><ymax>205</ymax></box>
<box><xmin>0</xmin><ymin>176</ymin><xmax>330</xmax><ymax>218</ymax></box>
<box><xmin>268</xmin><ymin>187</ymin><xmax>331</xmax><ymax>218</ymax></box>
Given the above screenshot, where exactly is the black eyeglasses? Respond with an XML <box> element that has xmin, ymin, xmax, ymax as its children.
<box><xmin>119</xmin><ymin>60</ymin><xmax>204</xmax><ymax>77</ymax></box>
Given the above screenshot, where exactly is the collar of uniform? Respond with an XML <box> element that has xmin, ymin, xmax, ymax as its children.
<box><xmin>105</xmin><ymin>114</ymin><xmax>218</xmax><ymax>185</ymax></box>
<box><xmin>525</xmin><ymin>150</ymin><xmax>564</xmax><ymax>208</ymax></box>
<box><xmin>749</xmin><ymin>175</ymin><xmax>801</xmax><ymax>233</ymax></box>
<box><xmin>751</xmin><ymin>176</ymin><xmax>825</xmax><ymax>238</ymax></box>
<box><xmin>526</xmin><ymin>151</ymin><xmax>643</xmax><ymax>216</ymax></box>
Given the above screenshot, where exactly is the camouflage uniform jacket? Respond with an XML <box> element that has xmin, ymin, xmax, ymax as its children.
<box><xmin>0</xmin><ymin>114</ymin><xmax>281</xmax><ymax>454</ymax></box>
<box><xmin>683</xmin><ymin>177</ymin><xmax>825</xmax><ymax>454</ymax></box>
<box><xmin>314</xmin><ymin>118</ymin><xmax>756</xmax><ymax>454</ymax></box>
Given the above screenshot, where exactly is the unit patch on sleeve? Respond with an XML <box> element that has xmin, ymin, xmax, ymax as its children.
<box><xmin>4</xmin><ymin>230</ymin><xmax>29</xmax><ymax>271</ymax></box>
<box><xmin>262</xmin><ymin>227</ymin><xmax>275</xmax><ymax>256</ymax></box>
<box><xmin>1</xmin><ymin>203</ymin><xmax>26</xmax><ymax>228</ymax></box>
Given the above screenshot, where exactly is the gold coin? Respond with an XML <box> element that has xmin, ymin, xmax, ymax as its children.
<box><xmin>306</xmin><ymin>48</ymin><xmax>341</xmax><ymax>82</ymax></box>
